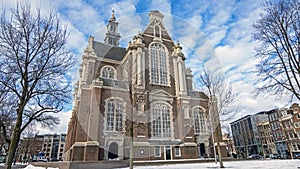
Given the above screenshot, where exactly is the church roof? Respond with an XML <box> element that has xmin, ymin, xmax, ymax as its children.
<box><xmin>93</xmin><ymin>41</ymin><xmax>126</xmax><ymax>61</ymax></box>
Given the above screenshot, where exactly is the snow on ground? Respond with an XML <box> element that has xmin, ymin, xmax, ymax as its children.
<box><xmin>122</xmin><ymin>159</ymin><xmax>300</xmax><ymax>169</ymax></box>
<box><xmin>24</xmin><ymin>164</ymin><xmax>58</xmax><ymax>169</ymax></box>
<box><xmin>1</xmin><ymin>160</ymin><xmax>299</xmax><ymax>169</ymax></box>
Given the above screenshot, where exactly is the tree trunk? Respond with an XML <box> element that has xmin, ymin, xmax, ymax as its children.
<box><xmin>5</xmin><ymin>110</ymin><xmax>23</xmax><ymax>169</ymax></box>
<box><xmin>129</xmin><ymin>122</ymin><xmax>133</xmax><ymax>169</ymax></box>
<box><xmin>216</xmin><ymin>123</ymin><xmax>224</xmax><ymax>168</ymax></box>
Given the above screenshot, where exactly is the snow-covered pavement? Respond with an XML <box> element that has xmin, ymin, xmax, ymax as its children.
<box><xmin>1</xmin><ymin>159</ymin><xmax>299</xmax><ymax>169</ymax></box>
<box><xmin>125</xmin><ymin>159</ymin><xmax>300</xmax><ymax>169</ymax></box>
<box><xmin>24</xmin><ymin>164</ymin><xmax>58</xmax><ymax>169</ymax></box>
<box><xmin>0</xmin><ymin>164</ymin><xmax>58</xmax><ymax>169</ymax></box>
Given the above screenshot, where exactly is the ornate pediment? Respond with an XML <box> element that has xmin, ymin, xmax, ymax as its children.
<box><xmin>149</xmin><ymin>89</ymin><xmax>174</xmax><ymax>103</ymax></box>
<box><xmin>150</xmin><ymin>89</ymin><xmax>173</xmax><ymax>97</ymax></box>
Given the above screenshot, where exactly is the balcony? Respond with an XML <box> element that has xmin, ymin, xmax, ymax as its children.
<box><xmin>100</xmin><ymin>78</ymin><xmax>128</xmax><ymax>89</ymax></box>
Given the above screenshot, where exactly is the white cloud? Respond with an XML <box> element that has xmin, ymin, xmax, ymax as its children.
<box><xmin>187</xmin><ymin>15</ymin><xmax>203</xmax><ymax>28</ymax></box>
<box><xmin>150</xmin><ymin>0</ymin><xmax>171</xmax><ymax>13</ymax></box>
<box><xmin>36</xmin><ymin>110</ymin><xmax>72</xmax><ymax>135</ymax></box>
<box><xmin>4</xmin><ymin>0</ymin><xmax>296</xmax><ymax>133</ymax></box>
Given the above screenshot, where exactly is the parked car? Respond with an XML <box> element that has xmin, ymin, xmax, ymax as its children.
<box><xmin>269</xmin><ymin>154</ymin><xmax>278</xmax><ymax>159</ymax></box>
<box><xmin>293</xmin><ymin>153</ymin><xmax>300</xmax><ymax>159</ymax></box>
<box><xmin>248</xmin><ymin>154</ymin><xmax>262</xmax><ymax>159</ymax></box>
<box><xmin>0</xmin><ymin>155</ymin><xmax>6</xmax><ymax>163</ymax></box>
<box><xmin>278</xmin><ymin>154</ymin><xmax>287</xmax><ymax>159</ymax></box>
<box><xmin>37</xmin><ymin>157</ymin><xmax>48</xmax><ymax>162</ymax></box>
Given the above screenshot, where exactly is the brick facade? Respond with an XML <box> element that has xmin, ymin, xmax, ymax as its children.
<box><xmin>64</xmin><ymin>10</ymin><xmax>222</xmax><ymax>161</ymax></box>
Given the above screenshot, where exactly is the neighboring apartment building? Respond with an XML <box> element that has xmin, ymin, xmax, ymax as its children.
<box><xmin>268</xmin><ymin>108</ymin><xmax>290</xmax><ymax>158</ymax></box>
<box><xmin>256</xmin><ymin>111</ymin><xmax>276</xmax><ymax>156</ymax></box>
<box><xmin>222</xmin><ymin>134</ymin><xmax>236</xmax><ymax>157</ymax></box>
<box><xmin>17</xmin><ymin>133</ymin><xmax>66</xmax><ymax>162</ymax></box>
<box><xmin>290</xmin><ymin>103</ymin><xmax>300</xmax><ymax>157</ymax></box>
<box><xmin>231</xmin><ymin>103</ymin><xmax>300</xmax><ymax>159</ymax></box>
<box><xmin>273</xmin><ymin>103</ymin><xmax>300</xmax><ymax>158</ymax></box>
<box><xmin>64</xmin><ymin>10</ymin><xmax>223</xmax><ymax>161</ymax></box>
<box><xmin>230</xmin><ymin>115</ymin><xmax>260</xmax><ymax>158</ymax></box>
<box><xmin>16</xmin><ymin>135</ymin><xmax>44</xmax><ymax>163</ymax></box>
<box><xmin>42</xmin><ymin>133</ymin><xmax>66</xmax><ymax>161</ymax></box>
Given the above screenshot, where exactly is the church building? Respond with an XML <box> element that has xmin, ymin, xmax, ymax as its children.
<box><xmin>64</xmin><ymin>10</ymin><xmax>221</xmax><ymax>161</ymax></box>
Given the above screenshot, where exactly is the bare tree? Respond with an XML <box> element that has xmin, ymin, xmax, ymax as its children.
<box><xmin>252</xmin><ymin>0</ymin><xmax>300</xmax><ymax>100</ymax></box>
<box><xmin>197</xmin><ymin>67</ymin><xmax>238</xmax><ymax>168</ymax></box>
<box><xmin>0</xmin><ymin>4</ymin><xmax>74</xmax><ymax>169</ymax></box>
<box><xmin>122</xmin><ymin>49</ymin><xmax>134</xmax><ymax>169</ymax></box>
<box><xmin>0</xmin><ymin>113</ymin><xmax>14</xmax><ymax>154</ymax></box>
<box><xmin>0</xmin><ymin>91</ymin><xmax>16</xmax><ymax>155</ymax></box>
<box><xmin>0</xmin><ymin>111</ymin><xmax>14</xmax><ymax>155</ymax></box>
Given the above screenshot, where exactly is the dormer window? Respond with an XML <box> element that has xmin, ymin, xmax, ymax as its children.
<box><xmin>101</xmin><ymin>66</ymin><xmax>116</xmax><ymax>79</ymax></box>
<box><xmin>154</xmin><ymin>25</ymin><xmax>161</xmax><ymax>38</ymax></box>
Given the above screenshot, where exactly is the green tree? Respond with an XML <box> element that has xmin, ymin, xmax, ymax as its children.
<box><xmin>0</xmin><ymin>4</ymin><xmax>74</xmax><ymax>169</ymax></box>
<box><xmin>253</xmin><ymin>0</ymin><xmax>300</xmax><ymax>100</ymax></box>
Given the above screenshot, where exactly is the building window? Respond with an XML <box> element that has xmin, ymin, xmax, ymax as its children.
<box><xmin>192</xmin><ymin>107</ymin><xmax>206</xmax><ymax>134</ymax></box>
<box><xmin>175</xmin><ymin>146</ymin><xmax>181</xmax><ymax>157</ymax></box>
<box><xmin>149</xmin><ymin>43</ymin><xmax>168</xmax><ymax>85</ymax></box>
<box><xmin>151</xmin><ymin>102</ymin><xmax>172</xmax><ymax>138</ymax></box>
<box><xmin>105</xmin><ymin>99</ymin><xmax>124</xmax><ymax>132</ymax></box>
<box><xmin>183</xmin><ymin>105</ymin><xmax>190</xmax><ymax>119</ymax></box>
<box><xmin>154</xmin><ymin>25</ymin><xmax>161</xmax><ymax>38</ymax></box>
<box><xmin>101</xmin><ymin>66</ymin><xmax>115</xmax><ymax>79</ymax></box>
<box><xmin>154</xmin><ymin>146</ymin><xmax>161</xmax><ymax>157</ymax></box>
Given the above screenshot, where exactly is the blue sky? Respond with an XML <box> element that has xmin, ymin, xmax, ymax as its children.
<box><xmin>2</xmin><ymin>0</ymin><xmax>292</xmax><ymax>134</ymax></box>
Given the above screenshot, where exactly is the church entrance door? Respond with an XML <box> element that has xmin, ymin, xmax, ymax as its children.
<box><xmin>108</xmin><ymin>142</ymin><xmax>118</xmax><ymax>159</ymax></box>
<box><xmin>199</xmin><ymin>143</ymin><xmax>205</xmax><ymax>156</ymax></box>
<box><xmin>165</xmin><ymin>146</ymin><xmax>171</xmax><ymax>160</ymax></box>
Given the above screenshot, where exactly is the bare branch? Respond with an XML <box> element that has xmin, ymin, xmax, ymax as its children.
<box><xmin>253</xmin><ymin>0</ymin><xmax>300</xmax><ymax>101</ymax></box>
<box><xmin>0</xmin><ymin>3</ymin><xmax>74</xmax><ymax>168</ymax></box>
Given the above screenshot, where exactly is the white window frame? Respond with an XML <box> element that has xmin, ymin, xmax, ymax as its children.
<box><xmin>149</xmin><ymin>42</ymin><xmax>169</xmax><ymax>86</ymax></box>
<box><xmin>151</xmin><ymin>102</ymin><xmax>173</xmax><ymax>138</ymax></box>
<box><xmin>175</xmin><ymin>146</ymin><xmax>181</xmax><ymax>157</ymax></box>
<box><xmin>154</xmin><ymin>146</ymin><xmax>161</xmax><ymax>157</ymax></box>
<box><xmin>192</xmin><ymin>107</ymin><xmax>207</xmax><ymax>134</ymax></box>
<box><xmin>101</xmin><ymin>66</ymin><xmax>116</xmax><ymax>79</ymax></box>
<box><xmin>104</xmin><ymin>98</ymin><xmax>126</xmax><ymax>132</ymax></box>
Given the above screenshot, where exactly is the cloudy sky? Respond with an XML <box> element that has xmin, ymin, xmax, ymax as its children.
<box><xmin>2</xmin><ymin>0</ymin><xmax>293</xmax><ymax>134</ymax></box>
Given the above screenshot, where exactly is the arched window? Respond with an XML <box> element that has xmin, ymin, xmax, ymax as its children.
<box><xmin>105</xmin><ymin>99</ymin><xmax>124</xmax><ymax>132</ymax></box>
<box><xmin>150</xmin><ymin>43</ymin><xmax>168</xmax><ymax>85</ymax></box>
<box><xmin>192</xmin><ymin>107</ymin><xmax>206</xmax><ymax>134</ymax></box>
<box><xmin>154</xmin><ymin>25</ymin><xmax>161</xmax><ymax>38</ymax></box>
<box><xmin>151</xmin><ymin>102</ymin><xmax>172</xmax><ymax>138</ymax></box>
<box><xmin>101</xmin><ymin>66</ymin><xmax>115</xmax><ymax>79</ymax></box>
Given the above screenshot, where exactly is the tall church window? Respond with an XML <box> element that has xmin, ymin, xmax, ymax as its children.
<box><xmin>192</xmin><ymin>107</ymin><xmax>206</xmax><ymax>134</ymax></box>
<box><xmin>150</xmin><ymin>43</ymin><xmax>168</xmax><ymax>85</ymax></box>
<box><xmin>151</xmin><ymin>102</ymin><xmax>172</xmax><ymax>138</ymax></box>
<box><xmin>101</xmin><ymin>66</ymin><xmax>115</xmax><ymax>79</ymax></box>
<box><xmin>105</xmin><ymin>99</ymin><xmax>124</xmax><ymax>132</ymax></box>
